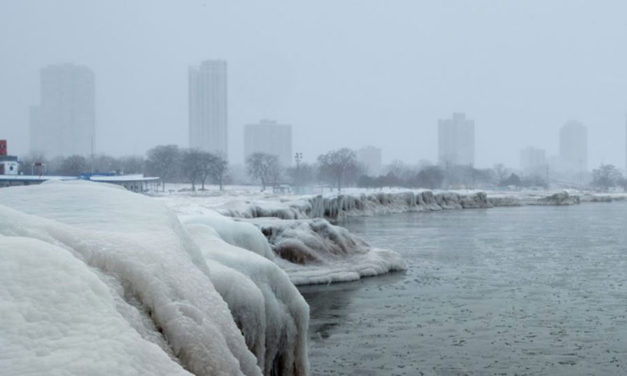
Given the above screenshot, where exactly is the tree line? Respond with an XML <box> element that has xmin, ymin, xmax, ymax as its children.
<box><xmin>20</xmin><ymin>146</ymin><xmax>627</xmax><ymax>192</ymax></box>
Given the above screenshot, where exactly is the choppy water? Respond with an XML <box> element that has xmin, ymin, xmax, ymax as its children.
<box><xmin>300</xmin><ymin>202</ymin><xmax>627</xmax><ymax>375</ymax></box>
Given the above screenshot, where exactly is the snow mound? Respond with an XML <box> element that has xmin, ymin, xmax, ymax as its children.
<box><xmin>0</xmin><ymin>181</ymin><xmax>308</xmax><ymax>376</ymax></box>
<box><xmin>246</xmin><ymin>218</ymin><xmax>406</xmax><ymax>285</ymax></box>
<box><xmin>0</xmin><ymin>235</ymin><xmax>193</xmax><ymax>376</ymax></box>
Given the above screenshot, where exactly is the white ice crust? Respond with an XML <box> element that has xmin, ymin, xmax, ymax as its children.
<box><xmin>0</xmin><ymin>181</ymin><xmax>309</xmax><ymax>376</ymax></box>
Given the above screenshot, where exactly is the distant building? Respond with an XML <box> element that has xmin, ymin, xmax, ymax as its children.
<box><xmin>520</xmin><ymin>147</ymin><xmax>547</xmax><ymax>175</ymax></box>
<box><xmin>559</xmin><ymin>121</ymin><xmax>587</xmax><ymax>173</ymax></box>
<box><xmin>625</xmin><ymin>115</ymin><xmax>627</xmax><ymax>172</ymax></box>
<box><xmin>438</xmin><ymin>113</ymin><xmax>475</xmax><ymax>167</ymax></box>
<box><xmin>244</xmin><ymin>120</ymin><xmax>292</xmax><ymax>166</ymax></box>
<box><xmin>356</xmin><ymin>146</ymin><xmax>382</xmax><ymax>176</ymax></box>
<box><xmin>30</xmin><ymin>64</ymin><xmax>95</xmax><ymax>157</ymax></box>
<box><xmin>189</xmin><ymin>60</ymin><xmax>228</xmax><ymax>158</ymax></box>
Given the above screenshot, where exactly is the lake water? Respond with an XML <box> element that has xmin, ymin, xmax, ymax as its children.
<box><xmin>300</xmin><ymin>202</ymin><xmax>627</xmax><ymax>375</ymax></box>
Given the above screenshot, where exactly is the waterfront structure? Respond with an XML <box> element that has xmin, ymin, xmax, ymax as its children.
<box><xmin>189</xmin><ymin>60</ymin><xmax>228</xmax><ymax>157</ymax></box>
<box><xmin>244</xmin><ymin>119</ymin><xmax>292</xmax><ymax>166</ymax></box>
<box><xmin>559</xmin><ymin>121</ymin><xmax>587</xmax><ymax>173</ymax></box>
<box><xmin>438</xmin><ymin>113</ymin><xmax>475</xmax><ymax>168</ymax></box>
<box><xmin>29</xmin><ymin>64</ymin><xmax>95</xmax><ymax>157</ymax></box>
<box><xmin>356</xmin><ymin>146</ymin><xmax>382</xmax><ymax>176</ymax></box>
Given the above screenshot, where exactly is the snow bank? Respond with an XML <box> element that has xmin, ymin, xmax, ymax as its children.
<box><xmin>0</xmin><ymin>181</ymin><xmax>308</xmax><ymax>376</ymax></box>
<box><xmin>0</xmin><ymin>235</ymin><xmax>193</xmax><ymax>376</ymax></box>
<box><xmin>245</xmin><ymin>218</ymin><xmax>406</xmax><ymax>285</ymax></box>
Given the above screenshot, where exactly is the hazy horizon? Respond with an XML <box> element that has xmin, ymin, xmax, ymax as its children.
<box><xmin>1</xmin><ymin>1</ymin><xmax>626</xmax><ymax>168</ymax></box>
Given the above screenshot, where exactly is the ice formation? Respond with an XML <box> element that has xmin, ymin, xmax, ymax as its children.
<box><xmin>214</xmin><ymin>191</ymin><xmax>492</xmax><ymax>220</ymax></box>
<box><xmin>0</xmin><ymin>181</ymin><xmax>308</xmax><ymax>376</ymax></box>
<box><xmin>161</xmin><ymin>197</ymin><xmax>408</xmax><ymax>285</ymax></box>
<box><xmin>247</xmin><ymin>217</ymin><xmax>406</xmax><ymax>285</ymax></box>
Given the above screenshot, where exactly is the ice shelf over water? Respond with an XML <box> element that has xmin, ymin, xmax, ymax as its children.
<box><xmin>0</xmin><ymin>181</ymin><xmax>308</xmax><ymax>376</ymax></box>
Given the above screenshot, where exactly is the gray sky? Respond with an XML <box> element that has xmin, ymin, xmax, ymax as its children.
<box><xmin>1</xmin><ymin>0</ymin><xmax>626</xmax><ymax>168</ymax></box>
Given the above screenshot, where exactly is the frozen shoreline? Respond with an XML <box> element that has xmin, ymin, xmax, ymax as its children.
<box><xmin>156</xmin><ymin>187</ymin><xmax>626</xmax><ymax>287</ymax></box>
<box><xmin>158</xmin><ymin>186</ymin><xmax>627</xmax><ymax>222</ymax></box>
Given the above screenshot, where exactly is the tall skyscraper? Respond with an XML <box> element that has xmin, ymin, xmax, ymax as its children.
<box><xmin>244</xmin><ymin>119</ymin><xmax>292</xmax><ymax>166</ymax></box>
<box><xmin>559</xmin><ymin>121</ymin><xmax>587</xmax><ymax>173</ymax></box>
<box><xmin>438</xmin><ymin>112</ymin><xmax>475</xmax><ymax>167</ymax></box>
<box><xmin>520</xmin><ymin>146</ymin><xmax>547</xmax><ymax>175</ymax></box>
<box><xmin>30</xmin><ymin>64</ymin><xmax>95</xmax><ymax>157</ymax></box>
<box><xmin>356</xmin><ymin>146</ymin><xmax>382</xmax><ymax>176</ymax></box>
<box><xmin>189</xmin><ymin>60</ymin><xmax>228</xmax><ymax>157</ymax></box>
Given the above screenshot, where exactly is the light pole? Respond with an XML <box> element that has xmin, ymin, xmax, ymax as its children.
<box><xmin>294</xmin><ymin>152</ymin><xmax>303</xmax><ymax>193</ymax></box>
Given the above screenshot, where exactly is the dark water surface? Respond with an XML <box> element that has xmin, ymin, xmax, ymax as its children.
<box><xmin>300</xmin><ymin>202</ymin><xmax>627</xmax><ymax>375</ymax></box>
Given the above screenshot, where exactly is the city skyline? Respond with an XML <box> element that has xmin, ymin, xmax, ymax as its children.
<box><xmin>1</xmin><ymin>1</ymin><xmax>627</xmax><ymax>168</ymax></box>
<box><xmin>14</xmin><ymin>61</ymin><xmax>623</xmax><ymax>173</ymax></box>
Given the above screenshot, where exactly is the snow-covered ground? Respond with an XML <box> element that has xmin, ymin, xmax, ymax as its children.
<box><xmin>0</xmin><ymin>181</ymin><xmax>308</xmax><ymax>376</ymax></box>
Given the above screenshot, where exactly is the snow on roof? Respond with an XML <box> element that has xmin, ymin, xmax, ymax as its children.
<box><xmin>0</xmin><ymin>175</ymin><xmax>77</xmax><ymax>181</ymax></box>
<box><xmin>88</xmin><ymin>174</ymin><xmax>160</xmax><ymax>182</ymax></box>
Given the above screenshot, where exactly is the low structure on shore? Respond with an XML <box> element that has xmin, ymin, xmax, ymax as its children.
<box><xmin>0</xmin><ymin>173</ymin><xmax>159</xmax><ymax>192</ymax></box>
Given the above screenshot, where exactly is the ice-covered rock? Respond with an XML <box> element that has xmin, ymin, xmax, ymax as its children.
<box><xmin>213</xmin><ymin>191</ymin><xmax>491</xmax><ymax>221</ymax></box>
<box><xmin>0</xmin><ymin>181</ymin><xmax>309</xmax><ymax>376</ymax></box>
<box><xmin>245</xmin><ymin>217</ymin><xmax>406</xmax><ymax>285</ymax></box>
<box><xmin>535</xmin><ymin>191</ymin><xmax>580</xmax><ymax>206</ymax></box>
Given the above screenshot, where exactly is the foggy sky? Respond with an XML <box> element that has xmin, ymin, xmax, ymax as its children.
<box><xmin>1</xmin><ymin>0</ymin><xmax>626</xmax><ymax>168</ymax></box>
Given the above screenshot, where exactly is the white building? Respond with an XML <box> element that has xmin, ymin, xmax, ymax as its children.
<box><xmin>438</xmin><ymin>113</ymin><xmax>475</xmax><ymax>167</ymax></box>
<box><xmin>520</xmin><ymin>146</ymin><xmax>547</xmax><ymax>175</ymax></box>
<box><xmin>356</xmin><ymin>146</ymin><xmax>382</xmax><ymax>176</ymax></box>
<box><xmin>189</xmin><ymin>60</ymin><xmax>228</xmax><ymax>158</ymax></box>
<box><xmin>30</xmin><ymin>64</ymin><xmax>95</xmax><ymax>157</ymax></box>
<box><xmin>0</xmin><ymin>157</ymin><xmax>18</xmax><ymax>175</ymax></box>
<box><xmin>244</xmin><ymin>120</ymin><xmax>292</xmax><ymax>166</ymax></box>
<box><xmin>559</xmin><ymin>121</ymin><xmax>587</xmax><ymax>173</ymax></box>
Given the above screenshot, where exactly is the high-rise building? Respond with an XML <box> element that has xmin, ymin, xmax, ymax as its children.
<box><xmin>244</xmin><ymin>120</ymin><xmax>292</xmax><ymax>166</ymax></box>
<box><xmin>520</xmin><ymin>146</ymin><xmax>547</xmax><ymax>175</ymax></box>
<box><xmin>625</xmin><ymin>115</ymin><xmax>627</xmax><ymax>172</ymax></box>
<box><xmin>189</xmin><ymin>60</ymin><xmax>228</xmax><ymax>158</ymax></box>
<box><xmin>356</xmin><ymin>146</ymin><xmax>382</xmax><ymax>176</ymax></box>
<box><xmin>438</xmin><ymin>112</ymin><xmax>475</xmax><ymax>167</ymax></box>
<box><xmin>559</xmin><ymin>121</ymin><xmax>587</xmax><ymax>173</ymax></box>
<box><xmin>30</xmin><ymin>64</ymin><xmax>95</xmax><ymax>157</ymax></box>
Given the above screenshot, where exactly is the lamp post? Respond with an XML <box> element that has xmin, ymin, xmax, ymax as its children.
<box><xmin>294</xmin><ymin>152</ymin><xmax>303</xmax><ymax>193</ymax></box>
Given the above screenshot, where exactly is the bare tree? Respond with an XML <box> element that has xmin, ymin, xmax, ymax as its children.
<box><xmin>118</xmin><ymin>155</ymin><xmax>145</xmax><ymax>174</ymax></box>
<box><xmin>592</xmin><ymin>164</ymin><xmax>622</xmax><ymax>192</ymax></box>
<box><xmin>145</xmin><ymin>145</ymin><xmax>181</xmax><ymax>191</ymax></box>
<box><xmin>91</xmin><ymin>154</ymin><xmax>120</xmax><ymax>173</ymax></box>
<box><xmin>317</xmin><ymin>148</ymin><xmax>360</xmax><ymax>192</ymax></box>
<box><xmin>206</xmin><ymin>153</ymin><xmax>228</xmax><ymax>191</ymax></box>
<box><xmin>59</xmin><ymin>155</ymin><xmax>88</xmax><ymax>176</ymax></box>
<box><xmin>181</xmin><ymin>148</ymin><xmax>204</xmax><ymax>191</ymax></box>
<box><xmin>246</xmin><ymin>152</ymin><xmax>280</xmax><ymax>191</ymax></box>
